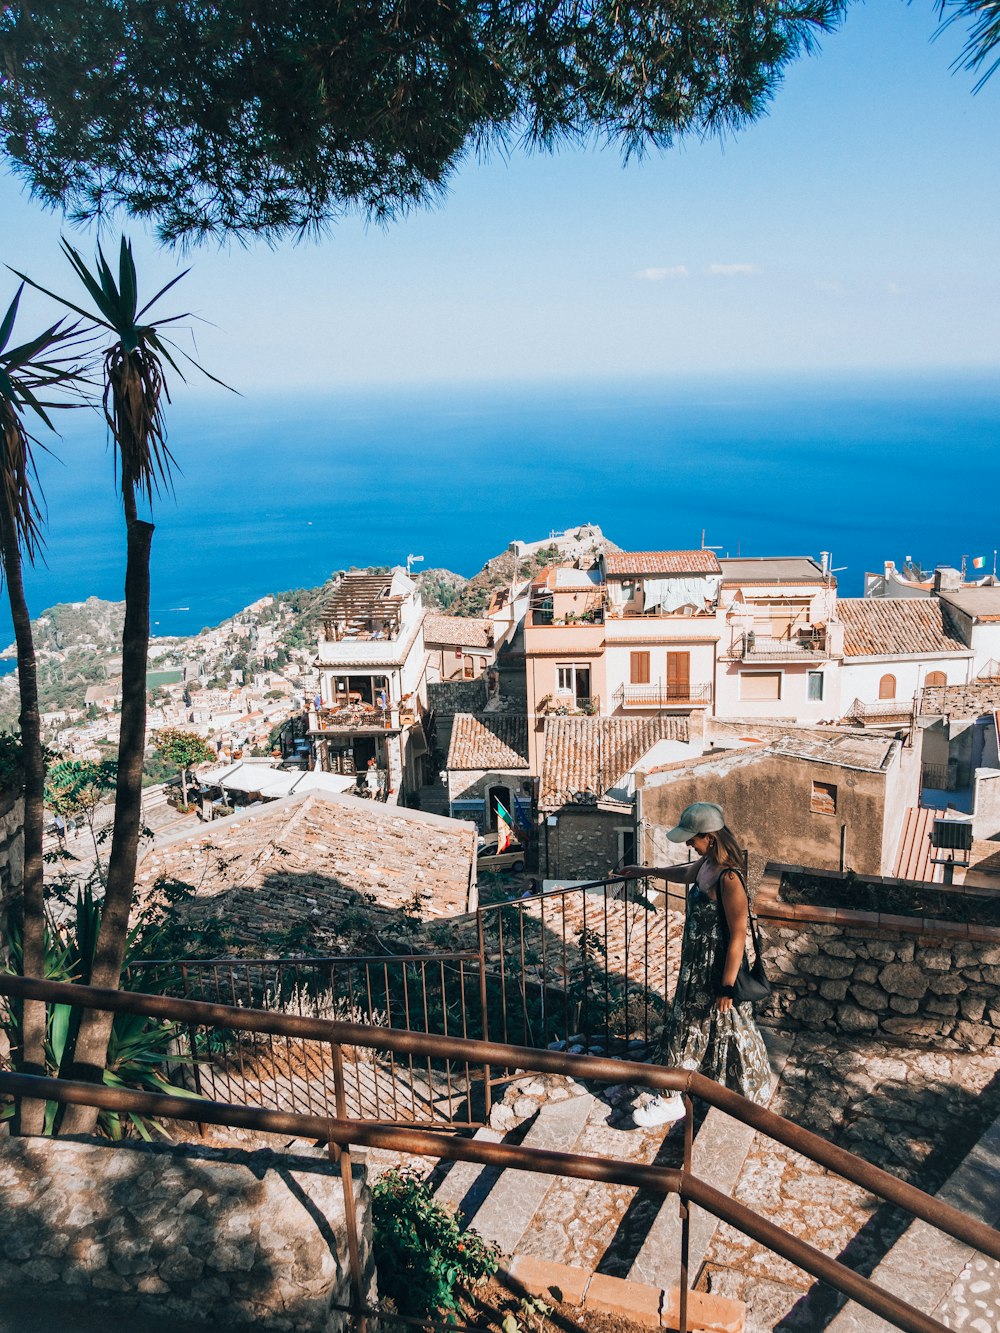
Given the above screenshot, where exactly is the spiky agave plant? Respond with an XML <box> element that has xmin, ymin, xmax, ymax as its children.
<box><xmin>19</xmin><ymin>238</ymin><xmax>225</xmax><ymax>1134</ymax></box>
<box><xmin>0</xmin><ymin>283</ymin><xmax>85</xmax><ymax>1133</ymax></box>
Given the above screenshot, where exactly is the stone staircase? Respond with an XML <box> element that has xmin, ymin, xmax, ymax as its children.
<box><xmin>429</xmin><ymin>1045</ymin><xmax>796</xmax><ymax>1333</ymax></box>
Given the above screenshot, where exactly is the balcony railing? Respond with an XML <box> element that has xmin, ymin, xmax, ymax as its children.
<box><xmin>727</xmin><ymin>629</ymin><xmax>828</xmax><ymax>661</ymax></box>
<box><xmin>614</xmin><ymin>683</ymin><xmax>712</xmax><ymax>708</ymax></box>
<box><xmin>311</xmin><ymin>704</ymin><xmax>393</xmax><ymax>732</ymax></box>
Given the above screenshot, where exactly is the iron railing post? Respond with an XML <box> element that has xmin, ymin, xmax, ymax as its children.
<box><xmin>680</xmin><ymin>1091</ymin><xmax>694</xmax><ymax>1333</ymax></box>
<box><xmin>476</xmin><ymin>911</ymin><xmax>492</xmax><ymax>1118</ymax></box>
<box><xmin>331</xmin><ymin>1042</ymin><xmax>366</xmax><ymax>1333</ymax></box>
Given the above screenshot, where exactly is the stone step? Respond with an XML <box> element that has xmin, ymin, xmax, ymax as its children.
<box><xmin>627</xmin><ymin>1029</ymin><xmax>795</xmax><ymax>1290</ymax></box>
<box><xmin>461</xmin><ymin>1092</ymin><xmax>600</xmax><ymax>1255</ymax></box>
<box><xmin>827</xmin><ymin>1109</ymin><xmax>1000</xmax><ymax>1331</ymax></box>
<box><xmin>432</xmin><ymin>1125</ymin><xmax>505</xmax><ymax>1223</ymax></box>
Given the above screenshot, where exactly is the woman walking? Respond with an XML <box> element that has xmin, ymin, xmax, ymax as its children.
<box><xmin>623</xmin><ymin>801</ymin><xmax>771</xmax><ymax>1126</ymax></box>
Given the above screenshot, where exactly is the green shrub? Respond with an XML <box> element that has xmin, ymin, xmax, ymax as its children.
<box><xmin>372</xmin><ymin>1169</ymin><xmax>497</xmax><ymax>1319</ymax></box>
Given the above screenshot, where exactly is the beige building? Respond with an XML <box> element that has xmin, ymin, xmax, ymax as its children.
<box><xmin>637</xmin><ymin>730</ymin><xmax>921</xmax><ymax>879</ymax></box>
<box><xmin>424</xmin><ymin>614</ymin><xmax>496</xmax><ymax>684</ymax></box>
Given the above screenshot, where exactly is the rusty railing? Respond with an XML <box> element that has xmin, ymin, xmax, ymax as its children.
<box><xmin>477</xmin><ymin>877</ymin><xmax>672</xmax><ymax>1070</ymax></box>
<box><xmin>123</xmin><ymin>951</ymin><xmax>486</xmax><ymax>1127</ymax></box>
<box><xmin>2</xmin><ymin>973</ymin><xmax>999</xmax><ymax>1333</ymax></box>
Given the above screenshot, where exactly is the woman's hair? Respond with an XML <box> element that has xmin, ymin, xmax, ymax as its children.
<box><xmin>708</xmin><ymin>824</ymin><xmax>745</xmax><ymax>871</ymax></box>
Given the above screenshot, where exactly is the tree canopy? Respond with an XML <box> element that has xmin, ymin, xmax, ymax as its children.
<box><xmin>0</xmin><ymin>0</ymin><xmax>845</xmax><ymax>244</ymax></box>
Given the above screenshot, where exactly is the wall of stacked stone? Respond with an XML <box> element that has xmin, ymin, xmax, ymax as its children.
<box><xmin>0</xmin><ymin>789</ymin><xmax>24</xmax><ymax>949</ymax></box>
<box><xmin>0</xmin><ymin>1137</ymin><xmax>374</xmax><ymax>1331</ymax></box>
<box><xmin>759</xmin><ymin>912</ymin><xmax>1000</xmax><ymax>1049</ymax></box>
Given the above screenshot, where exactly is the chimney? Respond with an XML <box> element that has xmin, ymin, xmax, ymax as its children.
<box><xmin>933</xmin><ymin>567</ymin><xmax>963</xmax><ymax>593</ymax></box>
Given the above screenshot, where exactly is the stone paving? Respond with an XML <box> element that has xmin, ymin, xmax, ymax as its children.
<box><xmin>466</xmin><ymin>1026</ymin><xmax>1000</xmax><ymax>1330</ymax></box>
<box><xmin>700</xmin><ymin>1032</ymin><xmax>1000</xmax><ymax>1331</ymax></box>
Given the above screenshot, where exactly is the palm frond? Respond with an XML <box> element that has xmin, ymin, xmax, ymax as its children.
<box><xmin>936</xmin><ymin>0</ymin><xmax>1000</xmax><ymax>90</ymax></box>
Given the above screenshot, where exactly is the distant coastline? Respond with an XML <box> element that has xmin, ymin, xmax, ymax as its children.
<box><xmin>2</xmin><ymin>371</ymin><xmax>998</xmax><ymax>643</ymax></box>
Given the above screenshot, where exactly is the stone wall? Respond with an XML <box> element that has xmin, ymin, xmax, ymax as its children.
<box><xmin>428</xmin><ymin>679</ymin><xmax>489</xmax><ymax>756</ymax></box>
<box><xmin>0</xmin><ymin>1137</ymin><xmax>374</xmax><ymax>1330</ymax></box>
<box><xmin>760</xmin><ymin>914</ymin><xmax>1000</xmax><ymax>1049</ymax></box>
<box><xmin>0</xmin><ymin>789</ymin><xmax>23</xmax><ymax>950</ymax></box>
<box><xmin>544</xmin><ymin>807</ymin><xmax>631</xmax><ymax>880</ymax></box>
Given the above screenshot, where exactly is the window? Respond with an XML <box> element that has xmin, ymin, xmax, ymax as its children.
<box><xmin>925</xmin><ymin>670</ymin><xmax>947</xmax><ymax>687</ymax></box>
<box><xmin>617</xmin><ymin>827</ymin><xmax>636</xmax><ymax>866</ymax></box>
<box><xmin>557</xmin><ymin>663</ymin><xmax>592</xmax><ymax>702</ymax></box>
<box><xmin>740</xmin><ymin>671</ymin><xmax>781</xmax><ymax>701</ymax></box>
<box><xmin>811</xmin><ymin>781</ymin><xmax>837</xmax><ymax>815</ymax></box>
<box><xmin>879</xmin><ymin>674</ymin><xmax>896</xmax><ymax>700</ymax></box>
<box><xmin>807</xmin><ymin>671</ymin><xmax>824</xmax><ymax>701</ymax></box>
<box><xmin>630</xmin><ymin>652</ymin><xmax>650</xmax><ymax>685</ymax></box>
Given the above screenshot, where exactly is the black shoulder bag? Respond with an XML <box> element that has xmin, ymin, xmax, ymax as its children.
<box><xmin>715</xmin><ymin>869</ymin><xmax>772</xmax><ymax>1004</ymax></box>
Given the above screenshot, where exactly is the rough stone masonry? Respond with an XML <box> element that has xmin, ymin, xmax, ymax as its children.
<box><xmin>0</xmin><ymin>1136</ymin><xmax>374</xmax><ymax>1330</ymax></box>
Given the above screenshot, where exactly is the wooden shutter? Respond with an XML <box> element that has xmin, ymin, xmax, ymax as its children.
<box><xmin>666</xmin><ymin>651</ymin><xmax>690</xmax><ymax>700</ymax></box>
<box><xmin>925</xmin><ymin>670</ymin><xmax>946</xmax><ymax>687</ymax></box>
<box><xmin>630</xmin><ymin>652</ymin><xmax>650</xmax><ymax>684</ymax></box>
<box><xmin>878</xmin><ymin>674</ymin><xmax>896</xmax><ymax>700</ymax></box>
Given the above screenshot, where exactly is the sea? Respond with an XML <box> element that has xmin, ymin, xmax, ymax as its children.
<box><xmin>1</xmin><ymin>370</ymin><xmax>998</xmax><ymax>662</ymax></box>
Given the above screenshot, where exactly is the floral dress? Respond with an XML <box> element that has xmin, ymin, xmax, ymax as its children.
<box><xmin>659</xmin><ymin>860</ymin><xmax>772</xmax><ymax>1105</ymax></box>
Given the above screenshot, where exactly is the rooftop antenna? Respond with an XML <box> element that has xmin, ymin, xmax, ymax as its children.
<box><xmin>406</xmin><ymin>554</ymin><xmax>424</xmax><ymax>577</ymax></box>
<box><xmin>700</xmin><ymin>529</ymin><xmax>723</xmax><ymax>552</ymax></box>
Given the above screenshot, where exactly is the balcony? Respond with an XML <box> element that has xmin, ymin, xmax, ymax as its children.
<box><xmin>614</xmin><ymin>683</ymin><xmax>712</xmax><ymax>709</ymax></box>
<box><xmin>309</xmin><ymin>703</ymin><xmax>399</xmax><ymax>734</ymax></box>
<box><xmin>537</xmin><ymin>694</ymin><xmax>601</xmax><ymax>717</ymax></box>
<box><xmin>727</xmin><ymin>628</ymin><xmax>828</xmax><ymax>662</ymax></box>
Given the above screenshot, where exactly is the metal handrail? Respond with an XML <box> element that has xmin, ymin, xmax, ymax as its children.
<box><xmin>1</xmin><ymin>971</ymin><xmax>998</xmax><ymax>1333</ymax></box>
<box><xmin>0</xmin><ymin>1070</ymin><xmax>953</xmax><ymax>1333</ymax></box>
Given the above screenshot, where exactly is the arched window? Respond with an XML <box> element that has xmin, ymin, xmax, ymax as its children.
<box><xmin>925</xmin><ymin>670</ymin><xmax>947</xmax><ymax>687</ymax></box>
<box><xmin>878</xmin><ymin>674</ymin><xmax>896</xmax><ymax>700</ymax></box>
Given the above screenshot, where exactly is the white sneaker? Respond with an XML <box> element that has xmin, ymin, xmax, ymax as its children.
<box><xmin>632</xmin><ymin>1094</ymin><xmax>686</xmax><ymax>1127</ymax></box>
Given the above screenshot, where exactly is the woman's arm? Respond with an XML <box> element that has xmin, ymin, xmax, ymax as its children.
<box><xmin>716</xmin><ymin>869</ymin><xmax>749</xmax><ymax>1013</ymax></box>
<box><xmin>620</xmin><ymin>861</ymin><xmax>699</xmax><ymax>885</ymax></box>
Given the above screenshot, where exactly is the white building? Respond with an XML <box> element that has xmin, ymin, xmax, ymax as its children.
<box><xmin>936</xmin><ymin>588</ymin><xmax>1000</xmax><ymax>678</ymax></box>
<box><xmin>836</xmin><ymin>598</ymin><xmax>974</xmax><ymax>724</ymax></box>
<box><xmin>309</xmin><ymin>568</ymin><xmax>429</xmax><ymax>800</ymax></box>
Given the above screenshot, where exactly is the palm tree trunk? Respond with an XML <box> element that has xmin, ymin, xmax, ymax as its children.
<box><xmin>59</xmin><ymin>500</ymin><xmax>152</xmax><ymax>1134</ymax></box>
<box><xmin>0</xmin><ymin>499</ymin><xmax>47</xmax><ymax>1135</ymax></box>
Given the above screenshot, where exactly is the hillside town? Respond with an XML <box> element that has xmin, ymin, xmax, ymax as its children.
<box><xmin>4</xmin><ymin>524</ymin><xmax>1000</xmax><ymax>1333</ymax></box>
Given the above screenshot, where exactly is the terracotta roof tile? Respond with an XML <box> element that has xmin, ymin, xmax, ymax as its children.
<box><xmin>134</xmin><ymin>791</ymin><xmax>476</xmax><ymax>946</ymax></box>
<box><xmin>604</xmin><ymin>550</ymin><xmax>722</xmax><ymax>576</ymax></box>
<box><xmin>447</xmin><ymin>714</ymin><xmax>530</xmax><ymax>771</ymax></box>
<box><xmin>837</xmin><ymin>599</ymin><xmax>967</xmax><ymax>657</ymax></box>
<box><xmin>540</xmin><ymin>716</ymin><xmax>689</xmax><ymax>809</ymax></box>
<box><xmin>423</xmin><ymin>613</ymin><xmax>494</xmax><ymax>649</ymax></box>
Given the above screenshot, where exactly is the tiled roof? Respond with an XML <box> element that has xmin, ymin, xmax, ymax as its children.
<box><xmin>604</xmin><ymin>550</ymin><xmax>722</xmax><ymax>577</ymax></box>
<box><xmin>423</xmin><ymin>613</ymin><xmax>493</xmax><ymax>649</ymax></box>
<box><xmin>540</xmin><ymin>716</ymin><xmax>689</xmax><ymax>809</ymax></box>
<box><xmin>447</xmin><ymin>714</ymin><xmax>530</xmax><ymax>771</ymax></box>
<box><xmin>837</xmin><ymin>599</ymin><xmax>968</xmax><ymax>657</ymax></box>
<box><xmin>134</xmin><ymin>791</ymin><xmax>477</xmax><ymax>945</ymax></box>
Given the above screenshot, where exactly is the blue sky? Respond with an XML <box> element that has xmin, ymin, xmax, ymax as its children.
<box><xmin>1</xmin><ymin>1</ymin><xmax>998</xmax><ymax>390</ymax></box>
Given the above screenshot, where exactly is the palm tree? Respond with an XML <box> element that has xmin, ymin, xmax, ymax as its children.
<box><xmin>21</xmin><ymin>238</ymin><xmax>221</xmax><ymax>1133</ymax></box>
<box><xmin>0</xmin><ymin>283</ymin><xmax>83</xmax><ymax>1132</ymax></box>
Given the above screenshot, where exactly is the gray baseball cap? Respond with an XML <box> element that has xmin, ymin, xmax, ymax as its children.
<box><xmin>665</xmin><ymin>801</ymin><xmax>726</xmax><ymax>843</ymax></box>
